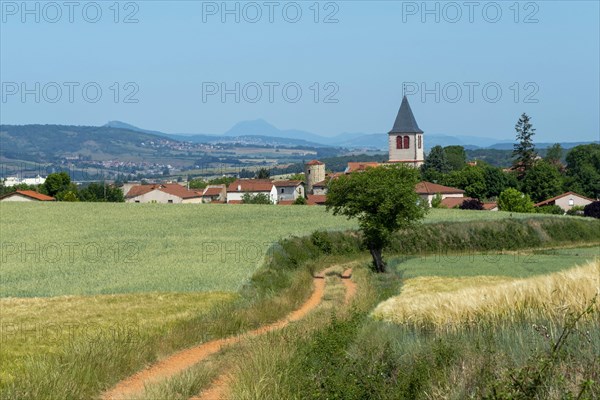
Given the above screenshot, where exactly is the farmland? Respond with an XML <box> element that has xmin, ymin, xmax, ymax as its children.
<box><xmin>1</xmin><ymin>203</ymin><xmax>598</xmax><ymax>399</ymax></box>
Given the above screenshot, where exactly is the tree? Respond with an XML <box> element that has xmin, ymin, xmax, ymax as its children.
<box><xmin>444</xmin><ymin>145</ymin><xmax>467</xmax><ymax>171</ymax></box>
<box><xmin>255</xmin><ymin>168</ymin><xmax>270</xmax><ymax>179</ymax></box>
<box><xmin>326</xmin><ymin>164</ymin><xmax>426</xmax><ymax>273</ymax></box>
<box><xmin>545</xmin><ymin>143</ymin><xmax>563</xmax><ymax>167</ymax></box>
<box><xmin>44</xmin><ymin>172</ymin><xmax>71</xmax><ymax>197</ymax></box>
<box><xmin>583</xmin><ymin>201</ymin><xmax>600</xmax><ymax>219</ymax></box>
<box><xmin>483</xmin><ymin>165</ymin><xmax>515</xmax><ymax>199</ymax></box>
<box><xmin>421</xmin><ymin>145</ymin><xmax>450</xmax><ymax>181</ymax></box>
<box><xmin>512</xmin><ymin>113</ymin><xmax>537</xmax><ymax>179</ymax></box>
<box><xmin>520</xmin><ymin>160</ymin><xmax>563</xmax><ymax>203</ymax></box>
<box><xmin>459</xmin><ymin>199</ymin><xmax>484</xmax><ymax>210</ymax></box>
<box><xmin>441</xmin><ymin>165</ymin><xmax>487</xmax><ymax>199</ymax></box>
<box><xmin>498</xmin><ymin>188</ymin><xmax>535</xmax><ymax>213</ymax></box>
<box><xmin>189</xmin><ymin>179</ymin><xmax>208</xmax><ymax>189</ymax></box>
<box><xmin>536</xmin><ymin>205</ymin><xmax>564</xmax><ymax>215</ymax></box>
<box><xmin>242</xmin><ymin>193</ymin><xmax>272</xmax><ymax>204</ymax></box>
<box><xmin>78</xmin><ymin>183</ymin><xmax>125</xmax><ymax>202</ymax></box>
<box><xmin>564</xmin><ymin>144</ymin><xmax>600</xmax><ymax>199</ymax></box>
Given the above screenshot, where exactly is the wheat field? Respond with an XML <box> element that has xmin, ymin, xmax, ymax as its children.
<box><xmin>373</xmin><ymin>259</ymin><xmax>600</xmax><ymax>329</ymax></box>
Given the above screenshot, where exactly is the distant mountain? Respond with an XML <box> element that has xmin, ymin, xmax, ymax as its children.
<box><xmin>486</xmin><ymin>141</ymin><xmax>595</xmax><ymax>150</ymax></box>
<box><xmin>1</xmin><ymin>124</ymin><xmax>174</xmax><ymax>162</ymax></box>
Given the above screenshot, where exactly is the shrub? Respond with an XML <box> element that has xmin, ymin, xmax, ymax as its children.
<box><xmin>584</xmin><ymin>201</ymin><xmax>600</xmax><ymax>219</ymax></box>
<box><xmin>566</xmin><ymin>205</ymin><xmax>585</xmax><ymax>216</ymax></box>
<box><xmin>242</xmin><ymin>193</ymin><xmax>272</xmax><ymax>204</ymax></box>
<box><xmin>536</xmin><ymin>205</ymin><xmax>564</xmax><ymax>215</ymax></box>
<box><xmin>459</xmin><ymin>199</ymin><xmax>484</xmax><ymax>210</ymax></box>
<box><xmin>498</xmin><ymin>188</ymin><xmax>535</xmax><ymax>213</ymax></box>
<box><xmin>431</xmin><ymin>193</ymin><xmax>443</xmax><ymax>208</ymax></box>
<box><xmin>292</xmin><ymin>196</ymin><xmax>307</xmax><ymax>205</ymax></box>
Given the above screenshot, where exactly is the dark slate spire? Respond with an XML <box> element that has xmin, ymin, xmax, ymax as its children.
<box><xmin>390</xmin><ymin>95</ymin><xmax>423</xmax><ymax>134</ymax></box>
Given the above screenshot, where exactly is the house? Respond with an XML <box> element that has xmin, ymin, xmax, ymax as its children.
<box><xmin>200</xmin><ymin>185</ymin><xmax>226</xmax><ymax>203</ymax></box>
<box><xmin>273</xmin><ymin>180</ymin><xmax>305</xmax><ymax>202</ymax></box>
<box><xmin>312</xmin><ymin>180</ymin><xmax>329</xmax><ymax>195</ymax></box>
<box><xmin>226</xmin><ymin>180</ymin><xmax>277</xmax><ymax>204</ymax></box>
<box><xmin>125</xmin><ymin>183</ymin><xmax>201</xmax><ymax>203</ymax></box>
<box><xmin>415</xmin><ymin>181</ymin><xmax>465</xmax><ymax>206</ymax></box>
<box><xmin>534</xmin><ymin>191</ymin><xmax>594</xmax><ymax>212</ymax></box>
<box><xmin>0</xmin><ymin>190</ymin><xmax>55</xmax><ymax>202</ymax></box>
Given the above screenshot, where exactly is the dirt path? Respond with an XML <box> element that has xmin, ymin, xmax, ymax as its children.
<box><xmin>192</xmin><ymin>268</ymin><xmax>357</xmax><ymax>400</ymax></box>
<box><xmin>101</xmin><ymin>270</ymin><xmax>334</xmax><ymax>400</ymax></box>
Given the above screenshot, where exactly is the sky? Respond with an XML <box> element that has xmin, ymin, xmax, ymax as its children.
<box><xmin>1</xmin><ymin>0</ymin><xmax>599</xmax><ymax>142</ymax></box>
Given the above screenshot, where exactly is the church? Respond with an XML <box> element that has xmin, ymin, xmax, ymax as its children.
<box><xmin>387</xmin><ymin>95</ymin><xmax>424</xmax><ymax>167</ymax></box>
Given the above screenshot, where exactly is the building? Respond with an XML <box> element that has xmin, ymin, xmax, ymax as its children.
<box><xmin>3</xmin><ymin>175</ymin><xmax>46</xmax><ymax>187</ymax></box>
<box><xmin>273</xmin><ymin>180</ymin><xmax>305</xmax><ymax>202</ymax></box>
<box><xmin>0</xmin><ymin>190</ymin><xmax>55</xmax><ymax>202</ymax></box>
<box><xmin>312</xmin><ymin>180</ymin><xmax>329</xmax><ymax>195</ymax></box>
<box><xmin>304</xmin><ymin>160</ymin><xmax>326</xmax><ymax>194</ymax></box>
<box><xmin>200</xmin><ymin>185</ymin><xmax>226</xmax><ymax>203</ymax></box>
<box><xmin>388</xmin><ymin>96</ymin><xmax>424</xmax><ymax>167</ymax></box>
<box><xmin>226</xmin><ymin>179</ymin><xmax>277</xmax><ymax>204</ymax></box>
<box><xmin>125</xmin><ymin>183</ymin><xmax>202</xmax><ymax>203</ymax></box>
<box><xmin>345</xmin><ymin>162</ymin><xmax>380</xmax><ymax>173</ymax></box>
<box><xmin>307</xmin><ymin>194</ymin><xmax>327</xmax><ymax>206</ymax></box>
<box><xmin>415</xmin><ymin>181</ymin><xmax>465</xmax><ymax>206</ymax></box>
<box><xmin>534</xmin><ymin>191</ymin><xmax>594</xmax><ymax>212</ymax></box>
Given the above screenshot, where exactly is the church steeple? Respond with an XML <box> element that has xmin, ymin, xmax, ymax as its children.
<box><xmin>388</xmin><ymin>95</ymin><xmax>424</xmax><ymax>167</ymax></box>
<box><xmin>390</xmin><ymin>95</ymin><xmax>423</xmax><ymax>134</ymax></box>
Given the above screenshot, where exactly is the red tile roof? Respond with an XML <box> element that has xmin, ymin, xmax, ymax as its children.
<box><xmin>273</xmin><ymin>180</ymin><xmax>304</xmax><ymax>187</ymax></box>
<box><xmin>125</xmin><ymin>183</ymin><xmax>200</xmax><ymax>199</ymax></box>
<box><xmin>0</xmin><ymin>190</ymin><xmax>55</xmax><ymax>201</ymax></box>
<box><xmin>534</xmin><ymin>191</ymin><xmax>595</xmax><ymax>207</ymax></box>
<box><xmin>278</xmin><ymin>200</ymin><xmax>295</xmax><ymax>205</ymax></box>
<box><xmin>482</xmin><ymin>202</ymin><xmax>498</xmax><ymax>211</ymax></box>
<box><xmin>228</xmin><ymin>200</ymin><xmax>243</xmax><ymax>204</ymax></box>
<box><xmin>307</xmin><ymin>194</ymin><xmax>327</xmax><ymax>205</ymax></box>
<box><xmin>346</xmin><ymin>162</ymin><xmax>381</xmax><ymax>173</ymax></box>
<box><xmin>306</xmin><ymin>160</ymin><xmax>324</xmax><ymax>166</ymax></box>
<box><xmin>202</xmin><ymin>187</ymin><xmax>224</xmax><ymax>197</ymax></box>
<box><xmin>227</xmin><ymin>180</ymin><xmax>274</xmax><ymax>192</ymax></box>
<box><xmin>415</xmin><ymin>181</ymin><xmax>465</xmax><ymax>195</ymax></box>
<box><xmin>313</xmin><ymin>180</ymin><xmax>328</xmax><ymax>187</ymax></box>
<box><xmin>440</xmin><ymin>197</ymin><xmax>472</xmax><ymax>208</ymax></box>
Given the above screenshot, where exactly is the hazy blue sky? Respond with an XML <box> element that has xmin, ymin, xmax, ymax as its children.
<box><xmin>1</xmin><ymin>1</ymin><xmax>599</xmax><ymax>142</ymax></box>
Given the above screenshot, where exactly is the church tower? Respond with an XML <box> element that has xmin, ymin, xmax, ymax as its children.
<box><xmin>388</xmin><ymin>96</ymin><xmax>424</xmax><ymax>167</ymax></box>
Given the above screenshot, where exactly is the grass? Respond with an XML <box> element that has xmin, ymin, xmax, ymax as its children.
<box><xmin>373</xmin><ymin>259</ymin><xmax>600</xmax><ymax>329</ymax></box>
<box><xmin>0</xmin><ymin>292</ymin><xmax>235</xmax><ymax>383</ymax></box>
<box><xmin>387</xmin><ymin>245</ymin><xmax>600</xmax><ymax>279</ymax></box>
<box><xmin>0</xmin><ymin>202</ymin><xmax>358</xmax><ymax>297</ymax></box>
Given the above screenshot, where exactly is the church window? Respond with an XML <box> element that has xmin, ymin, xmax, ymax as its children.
<box><xmin>396</xmin><ymin>136</ymin><xmax>403</xmax><ymax>149</ymax></box>
<box><xmin>418</xmin><ymin>135</ymin><xmax>422</xmax><ymax>149</ymax></box>
<box><xmin>404</xmin><ymin>136</ymin><xmax>410</xmax><ymax>149</ymax></box>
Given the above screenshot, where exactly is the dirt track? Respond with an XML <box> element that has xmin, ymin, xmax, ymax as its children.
<box><xmin>102</xmin><ymin>268</ymin><xmax>352</xmax><ymax>400</ymax></box>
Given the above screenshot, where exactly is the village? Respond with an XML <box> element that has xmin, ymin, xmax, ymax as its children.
<box><xmin>1</xmin><ymin>96</ymin><xmax>595</xmax><ymax>214</ymax></box>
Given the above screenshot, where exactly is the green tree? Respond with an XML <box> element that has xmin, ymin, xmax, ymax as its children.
<box><xmin>188</xmin><ymin>179</ymin><xmax>208</xmax><ymax>189</ymax></box>
<box><xmin>255</xmin><ymin>168</ymin><xmax>270</xmax><ymax>179</ymax></box>
<box><xmin>78</xmin><ymin>183</ymin><xmax>125</xmax><ymax>202</ymax></box>
<box><xmin>242</xmin><ymin>193</ymin><xmax>272</xmax><ymax>204</ymax></box>
<box><xmin>498</xmin><ymin>188</ymin><xmax>535</xmax><ymax>213</ymax></box>
<box><xmin>444</xmin><ymin>145</ymin><xmax>467</xmax><ymax>171</ymax></box>
<box><xmin>209</xmin><ymin>176</ymin><xmax>237</xmax><ymax>186</ymax></box>
<box><xmin>483</xmin><ymin>165</ymin><xmax>515</xmax><ymax>199</ymax></box>
<box><xmin>326</xmin><ymin>164</ymin><xmax>426</xmax><ymax>273</ymax></box>
<box><xmin>421</xmin><ymin>145</ymin><xmax>450</xmax><ymax>181</ymax></box>
<box><xmin>545</xmin><ymin>143</ymin><xmax>563</xmax><ymax>166</ymax></box>
<box><xmin>512</xmin><ymin>113</ymin><xmax>537</xmax><ymax>179</ymax></box>
<box><xmin>441</xmin><ymin>165</ymin><xmax>486</xmax><ymax>199</ymax></box>
<box><xmin>564</xmin><ymin>144</ymin><xmax>600</xmax><ymax>199</ymax></box>
<box><xmin>43</xmin><ymin>172</ymin><xmax>71</xmax><ymax>197</ymax></box>
<box><xmin>459</xmin><ymin>198</ymin><xmax>484</xmax><ymax>210</ymax></box>
<box><xmin>289</xmin><ymin>173</ymin><xmax>305</xmax><ymax>181</ymax></box>
<box><xmin>520</xmin><ymin>160</ymin><xmax>563</xmax><ymax>203</ymax></box>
